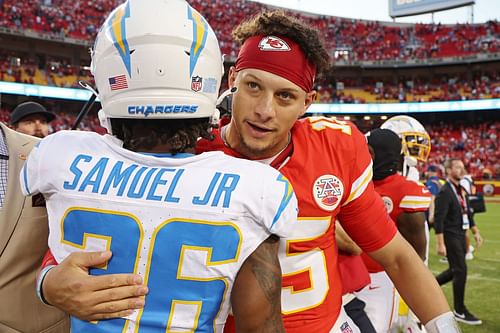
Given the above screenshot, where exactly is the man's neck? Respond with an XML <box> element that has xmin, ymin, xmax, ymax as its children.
<box><xmin>448</xmin><ymin>177</ymin><xmax>460</xmax><ymax>186</ymax></box>
<box><xmin>132</xmin><ymin>144</ymin><xmax>195</xmax><ymax>155</ymax></box>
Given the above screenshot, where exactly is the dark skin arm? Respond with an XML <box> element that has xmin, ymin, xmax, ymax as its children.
<box><xmin>396</xmin><ymin>211</ymin><xmax>427</xmax><ymax>261</ymax></box>
<box><xmin>231</xmin><ymin>235</ymin><xmax>285</xmax><ymax>333</ymax></box>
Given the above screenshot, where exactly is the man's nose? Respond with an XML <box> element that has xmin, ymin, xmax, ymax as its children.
<box><xmin>254</xmin><ymin>93</ymin><xmax>274</xmax><ymax>119</ymax></box>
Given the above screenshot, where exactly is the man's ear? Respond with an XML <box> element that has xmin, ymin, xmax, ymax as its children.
<box><xmin>301</xmin><ymin>90</ymin><xmax>317</xmax><ymax>117</ymax></box>
<box><xmin>228</xmin><ymin>66</ymin><xmax>237</xmax><ymax>88</ymax></box>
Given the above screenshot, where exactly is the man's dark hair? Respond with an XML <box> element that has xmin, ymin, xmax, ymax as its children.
<box><xmin>232</xmin><ymin>10</ymin><xmax>331</xmax><ymax>75</ymax></box>
<box><xmin>111</xmin><ymin>118</ymin><xmax>213</xmax><ymax>154</ymax></box>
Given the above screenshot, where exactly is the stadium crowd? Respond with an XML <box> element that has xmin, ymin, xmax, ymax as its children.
<box><xmin>0</xmin><ymin>0</ymin><xmax>498</xmax><ymax>61</ymax></box>
<box><xmin>318</xmin><ymin>72</ymin><xmax>500</xmax><ymax>103</ymax></box>
<box><xmin>1</xmin><ymin>0</ymin><xmax>499</xmax><ymax>103</ymax></box>
<box><xmin>2</xmin><ymin>47</ymin><xmax>499</xmax><ymax>103</ymax></box>
<box><xmin>427</xmin><ymin>122</ymin><xmax>499</xmax><ymax>180</ymax></box>
<box><xmin>0</xmin><ymin>49</ymin><xmax>92</xmax><ymax>88</ymax></box>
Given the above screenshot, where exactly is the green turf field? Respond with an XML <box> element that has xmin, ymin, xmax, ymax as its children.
<box><xmin>428</xmin><ymin>201</ymin><xmax>500</xmax><ymax>332</ymax></box>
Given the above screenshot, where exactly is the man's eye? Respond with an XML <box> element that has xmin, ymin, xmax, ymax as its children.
<box><xmin>279</xmin><ymin>92</ymin><xmax>292</xmax><ymax>100</ymax></box>
<box><xmin>247</xmin><ymin>82</ymin><xmax>259</xmax><ymax>89</ymax></box>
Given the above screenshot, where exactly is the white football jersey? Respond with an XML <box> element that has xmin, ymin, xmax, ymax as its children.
<box><xmin>21</xmin><ymin>130</ymin><xmax>298</xmax><ymax>333</ymax></box>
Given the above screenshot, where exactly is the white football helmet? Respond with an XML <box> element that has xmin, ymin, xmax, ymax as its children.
<box><xmin>91</xmin><ymin>0</ymin><xmax>224</xmax><ymax>132</ymax></box>
<box><xmin>381</xmin><ymin>115</ymin><xmax>431</xmax><ymax>162</ymax></box>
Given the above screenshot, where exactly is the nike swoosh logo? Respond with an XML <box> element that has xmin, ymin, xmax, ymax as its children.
<box><xmin>422</xmin><ymin>189</ymin><xmax>430</xmax><ymax>193</ymax></box>
<box><xmin>368</xmin><ymin>286</ymin><xmax>380</xmax><ymax>290</ymax></box>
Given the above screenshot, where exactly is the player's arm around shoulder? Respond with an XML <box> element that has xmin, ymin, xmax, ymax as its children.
<box><xmin>231</xmin><ymin>235</ymin><xmax>284</xmax><ymax>333</ymax></box>
<box><xmin>41</xmin><ymin>250</ymin><xmax>148</xmax><ymax>321</ymax></box>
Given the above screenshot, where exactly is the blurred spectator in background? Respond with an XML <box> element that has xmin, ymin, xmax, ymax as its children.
<box><xmin>425</xmin><ymin>164</ymin><xmax>445</xmax><ymax>228</ymax></box>
<box><xmin>10</xmin><ymin>101</ymin><xmax>55</xmax><ymax>138</ymax></box>
<box><xmin>435</xmin><ymin>158</ymin><xmax>483</xmax><ymax>326</ymax></box>
<box><xmin>0</xmin><ymin>121</ymin><xmax>69</xmax><ymax>332</ymax></box>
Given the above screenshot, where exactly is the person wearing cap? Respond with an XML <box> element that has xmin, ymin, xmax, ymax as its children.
<box><xmin>356</xmin><ymin>128</ymin><xmax>431</xmax><ymax>332</ymax></box>
<box><xmin>10</xmin><ymin>101</ymin><xmax>55</xmax><ymax>138</ymax></box>
<box><xmin>0</xmin><ymin>121</ymin><xmax>69</xmax><ymax>332</ymax></box>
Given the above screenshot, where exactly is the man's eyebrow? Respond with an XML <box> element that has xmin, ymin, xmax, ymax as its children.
<box><xmin>242</xmin><ymin>72</ymin><xmax>301</xmax><ymax>93</ymax></box>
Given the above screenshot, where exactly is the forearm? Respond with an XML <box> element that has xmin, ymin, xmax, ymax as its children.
<box><xmin>470</xmin><ymin>225</ymin><xmax>483</xmax><ymax>247</ymax></box>
<box><xmin>371</xmin><ymin>234</ymin><xmax>450</xmax><ymax>324</ymax></box>
<box><xmin>436</xmin><ymin>233</ymin><xmax>444</xmax><ymax>247</ymax></box>
<box><xmin>428</xmin><ymin>197</ymin><xmax>436</xmax><ymax>224</ymax></box>
<box><xmin>405</xmin><ymin>232</ymin><xmax>427</xmax><ymax>261</ymax></box>
<box><xmin>36</xmin><ymin>250</ymin><xmax>59</xmax><ymax>305</ymax></box>
<box><xmin>397</xmin><ymin>212</ymin><xmax>427</xmax><ymax>261</ymax></box>
<box><xmin>470</xmin><ymin>225</ymin><xmax>479</xmax><ymax>235</ymax></box>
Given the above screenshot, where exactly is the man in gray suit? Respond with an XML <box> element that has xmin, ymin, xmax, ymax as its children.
<box><xmin>0</xmin><ymin>122</ymin><xmax>69</xmax><ymax>332</ymax></box>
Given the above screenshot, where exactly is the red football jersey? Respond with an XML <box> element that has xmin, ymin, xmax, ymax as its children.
<box><xmin>221</xmin><ymin>117</ymin><xmax>397</xmax><ymax>332</ymax></box>
<box><xmin>338</xmin><ymin>252</ymin><xmax>371</xmax><ymax>294</ymax></box>
<box><xmin>362</xmin><ymin>173</ymin><xmax>431</xmax><ymax>273</ymax></box>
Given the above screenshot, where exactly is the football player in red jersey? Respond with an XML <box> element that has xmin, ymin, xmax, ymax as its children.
<box><xmin>38</xmin><ymin>10</ymin><xmax>461</xmax><ymax>333</ymax></box>
<box><xmin>357</xmin><ymin>128</ymin><xmax>431</xmax><ymax>332</ymax></box>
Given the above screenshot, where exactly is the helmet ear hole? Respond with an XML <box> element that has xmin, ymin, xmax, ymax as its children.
<box><xmin>157</xmin><ymin>68</ymin><xmax>165</xmax><ymax>76</ymax></box>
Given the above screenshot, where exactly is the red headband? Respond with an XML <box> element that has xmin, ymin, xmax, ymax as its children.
<box><xmin>235</xmin><ymin>35</ymin><xmax>316</xmax><ymax>93</ymax></box>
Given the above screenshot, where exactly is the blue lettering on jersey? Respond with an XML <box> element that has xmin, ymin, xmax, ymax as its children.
<box><xmin>146</xmin><ymin>168</ymin><xmax>169</xmax><ymax>201</ymax></box>
<box><xmin>164</xmin><ymin>169</ymin><xmax>183</xmax><ymax>203</ymax></box>
<box><xmin>101</xmin><ymin>162</ymin><xmax>139</xmax><ymax>196</ymax></box>
<box><xmin>79</xmin><ymin>157</ymin><xmax>109</xmax><ymax>193</ymax></box>
<box><xmin>63</xmin><ymin>155</ymin><xmax>185</xmax><ymax>202</ymax></box>
<box><xmin>126</xmin><ymin>166</ymin><xmax>152</xmax><ymax>199</ymax></box>
<box><xmin>63</xmin><ymin>154</ymin><xmax>92</xmax><ymax>190</ymax></box>
<box><xmin>63</xmin><ymin>155</ymin><xmax>241</xmax><ymax>208</ymax></box>
<box><xmin>192</xmin><ymin>173</ymin><xmax>240</xmax><ymax>208</ymax></box>
<box><xmin>192</xmin><ymin>172</ymin><xmax>221</xmax><ymax>206</ymax></box>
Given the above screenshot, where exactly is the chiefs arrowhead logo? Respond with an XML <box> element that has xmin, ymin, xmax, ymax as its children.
<box><xmin>258</xmin><ymin>36</ymin><xmax>291</xmax><ymax>51</ymax></box>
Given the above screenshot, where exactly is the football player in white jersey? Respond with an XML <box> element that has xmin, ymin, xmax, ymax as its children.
<box><xmin>20</xmin><ymin>1</ymin><xmax>298</xmax><ymax>332</ymax></box>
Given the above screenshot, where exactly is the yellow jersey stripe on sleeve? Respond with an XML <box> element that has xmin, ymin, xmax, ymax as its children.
<box><xmin>400</xmin><ymin>195</ymin><xmax>431</xmax><ymax>209</ymax></box>
<box><xmin>343</xmin><ymin>160</ymin><xmax>373</xmax><ymax>206</ymax></box>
